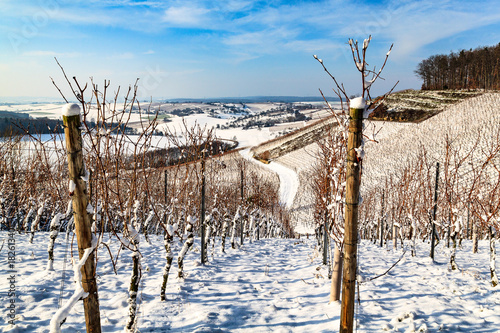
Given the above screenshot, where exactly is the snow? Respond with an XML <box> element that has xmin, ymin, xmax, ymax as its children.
<box><xmin>49</xmin><ymin>234</ymin><xmax>97</xmax><ymax>333</ymax></box>
<box><xmin>68</xmin><ymin>180</ymin><xmax>76</xmax><ymax>194</ymax></box>
<box><xmin>166</xmin><ymin>223</ymin><xmax>178</xmax><ymax>237</ymax></box>
<box><xmin>5</xmin><ymin>93</ymin><xmax>500</xmax><ymax>332</ymax></box>
<box><xmin>81</xmin><ymin>169</ymin><xmax>90</xmax><ymax>183</ymax></box>
<box><xmin>363</xmin><ymin>36</ymin><xmax>371</xmax><ymax>50</ymax></box>
<box><xmin>126</xmin><ymin>223</ymin><xmax>140</xmax><ymax>243</ymax></box>
<box><xmin>362</xmin><ymin>93</ymin><xmax>500</xmax><ymax>194</ymax></box>
<box><xmin>313</xmin><ymin>55</ymin><xmax>323</xmax><ymax>64</ymax></box>
<box><xmin>61</xmin><ymin>103</ymin><xmax>80</xmax><ymax>117</ymax></box>
<box><xmin>239</xmin><ymin>148</ymin><xmax>299</xmax><ymax>208</ymax></box>
<box><xmin>350</xmin><ymin>97</ymin><xmax>366</xmax><ymax>110</ymax></box>
<box><xmin>354</xmin><ymin>145</ymin><xmax>365</xmax><ymax>160</ymax></box>
<box><xmin>2</xmin><ymin>232</ymin><xmax>500</xmax><ymax>332</ymax></box>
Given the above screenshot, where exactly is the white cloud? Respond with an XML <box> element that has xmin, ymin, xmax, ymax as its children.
<box><xmin>162</xmin><ymin>6</ymin><xmax>210</xmax><ymax>27</ymax></box>
<box><xmin>218</xmin><ymin>0</ymin><xmax>253</xmax><ymax>12</ymax></box>
<box><xmin>283</xmin><ymin>39</ymin><xmax>344</xmax><ymax>54</ymax></box>
<box><xmin>108</xmin><ymin>52</ymin><xmax>135</xmax><ymax>60</ymax></box>
<box><xmin>224</xmin><ymin>27</ymin><xmax>299</xmax><ymax>47</ymax></box>
<box><xmin>224</xmin><ymin>51</ymin><xmax>260</xmax><ymax>65</ymax></box>
<box><xmin>336</xmin><ymin>0</ymin><xmax>500</xmax><ymax>58</ymax></box>
<box><xmin>388</xmin><ymin>8</ymin><xmax>500</xmax><ymax>57</ymax></box>
<box><xmin>22</xmin><ymin>50</ymin><xmax>81</xmax><ymax>58</ymax></box>
<box><xmin>86</xmin><ymin>0</ymin><xmax>164</xmax><ymax>8</ymax></box>
<box><xmin>224</xmin><ymin>31</ymin><xmax>267</xmax><ymax>46</ymax></box>
<box><xmin>143</xmin><ymin>50</ymin><xmax>155</xmax><ymax>55</ymax></box>
<box><xmin>43</xmin><ymin>8</ymin><xmax>119</xmax><ymax>26</ymax></box>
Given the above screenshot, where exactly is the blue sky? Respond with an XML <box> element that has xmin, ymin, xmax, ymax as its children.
<box><xmin>1</xmin><ymin>0</ymin><xmax>500</xmax><ymax>101</ymax></box>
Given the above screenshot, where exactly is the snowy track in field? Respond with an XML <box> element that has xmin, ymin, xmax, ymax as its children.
<box><xmin>5</xmin><ymin>233</ymin><xmax>500</xmax><ymax>333</ymax></box>
<box><xmin>239</xmin><ymin>148</ymin><xmax>299</xmax><ymax>208</ymax></box>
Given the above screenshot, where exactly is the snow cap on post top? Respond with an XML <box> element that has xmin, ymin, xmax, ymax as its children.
<box><xmin>62</xmin><ymin>103</ymin><xmax>81</xmax><ymax>117</ymax></box>
<box><xmin>350</xmin><ymin>97</ymin><xmax>366</xmax><ymax>110</ymax></box>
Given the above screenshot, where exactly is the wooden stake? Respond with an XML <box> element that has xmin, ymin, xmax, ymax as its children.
<box><xmin>201</xmin><ymin>154</ymin><xmax>206</xmax><ymax>264</ymax></box>
<box><xmin>330</xmin><ymin>243</ymin><xmax>343</xmax><ymax>302</ymax></box>
<box><xmin>323</xmin><ymin>212</ymin><xmax>328</xmax><ymax>265</ymax></box>
<box><xmin>240</xmin><ymin>166</ymin><xmax>244</xmax><ymax>246</ymax></box>
<box><xmin>164</xmin><ymin>169</ymin><xmax>168</xmax><ymax>211</ymax></box>
<box><xmin>430</xmin><ymin>162</ymin><xmax>439</xmax><ymax>261</ymax></box>
<box><xmin>467</xmin><ymin>201</ymin><xmax>470</xmax><ymax>240</ymax></box>
<box><xmin>339</xmin><ymin>102</ymin><xmax>363</xmax><ymax>333</ymax></box>
<box><xmin>379</xmin><ymin>190</ymin><xmax>385</xmax><ymax>247</ymax></box>
<box><xmin>62</xmin><ymin>104</ymin><xmax>102</xmax><ymax>333</ymax></box>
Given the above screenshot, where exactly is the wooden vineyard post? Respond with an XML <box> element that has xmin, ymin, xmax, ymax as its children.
<box><xmin>467</xmin><ymin>201</ymin><xmax>470</xmax><ymax>240</ymax></box>
<box><xmin>62</xmin><ymin>103</ymin><xmax>102</xmax><ymax>333</ymax></box>
<box><xmin>330</xmin><ymin>243</ymin><xmax>343</xmax><ymax>302</ymax></box>
<box><xmin>379</xmin><ymin>190</ymin><xmax>385</xmax><ymax>247</ymax></box>
<box><xmin>430</xmin><ymin>162</ymin><xmax>439</xmax><ymax>261</ymax></box>
<box><xmin>240</xmin><ymin>166</ymin><xmax>244</xmax><ymax>246</ymax></box>
<box><xmin>164</xmin><ymin>169</ymin><xmax>168</xmax><ymax>224</ymax></box>
<box><xmin>323</xmin><ymin>212</ymin><xmax>328</xmax><ymax>265</ymax></box>
<box><xmin>201</xmin><ymin>154</ymin><xmax>207</xmax><ymax>264</ymax></box>
<box><xmin>339</xmin><ymin>99</ymin><xmax>364</xmax><ymax>333</ymax></box>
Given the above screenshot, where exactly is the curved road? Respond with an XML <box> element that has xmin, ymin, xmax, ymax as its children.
<box><xmin>239</xmin><ymin>148</ymin><xmax>299</xmax><ymax>209</ymax></box>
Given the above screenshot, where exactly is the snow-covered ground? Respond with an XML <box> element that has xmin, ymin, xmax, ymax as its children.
<box><xmin>1</xmin><ymin>102</ymin><xmax>281</xmax><ymax>149</ymax></box>
<box><xmin>239</xmin><ymin>149</ymin><xmax>299</xmax><ymax>209</ymax></box>
<box><xmin>1</xmin><ymin>232</ymin><xmax>499</xmax><ymax>332</ymax></box>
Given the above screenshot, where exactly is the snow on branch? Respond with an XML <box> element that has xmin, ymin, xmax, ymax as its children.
<box><xmin>50</xmin><ymin>234</ymin><xmax>98</xmax><ymax>333</ymax></box>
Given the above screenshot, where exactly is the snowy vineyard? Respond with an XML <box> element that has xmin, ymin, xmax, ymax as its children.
<box><xmin>1</xmin><ymin>87</ymin><xmax>500</xmax><ymax>332</ymax></box>
<box><xmin>297</xmin><ymin>93</ymin><xmax>500</xmax><ymax>295</ymax></box>
<box><xmin>0</xmin><ymin>78</ymin><xmax>296</xmax><ymax>332</ymax></box>
<box><xmin>2</xmin><ymin>233</ymin><xmax>499</xmax><ymax>332</ymax></box>
<box><xmin>358</xmin><ymin>93</ymin><xmax>500</xmax><ymax>282</ymax></box>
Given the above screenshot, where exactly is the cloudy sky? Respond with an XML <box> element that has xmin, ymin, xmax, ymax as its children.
<box><xmin>1</xmin><ymin>0</ymin><xmax>499</xmax><ymax>101</ymax></box>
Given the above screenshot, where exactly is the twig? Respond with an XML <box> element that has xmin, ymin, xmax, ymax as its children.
<box><xmin>50</xmin><ymin>76</ymin><xmax>68</xmax><ymax>103</ymax></box>
<box><xmin>54</xmin><ymin>57</ymin><xmax>79</xmax><ymax>102</ymax></box>
<box><xmin>100</xmin><ymin>241</ymin><xmax>118</xmax><ymax>275</ymax></box>
<box><xmin>301</xmin><ymin>278</ymin><xmax>313</xmax><ymax>285</ymax></box>
<box><xmin>313</xmin><ymin>55</ymin><xmax>349</xmax><ymax>103</ymax></box>
<box><xmin>362</xmin><ymin>248</ymin><xmax>407</xmax><ymax>283</ymax></box>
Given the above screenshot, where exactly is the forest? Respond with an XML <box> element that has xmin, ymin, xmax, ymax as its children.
<box><xmin>0</xmin><ymin>116</ymin><xmax>63</xmax><ymax>137</ymax></box>
<box><xmin>0</xmin><ymin>116</ymin><xmax>140</xmax><ymax>137</ymax></box>
<box><xmin>415</xmin><ymin>42</ymin><xmax>500</xmax><ymax>90</ymax></box>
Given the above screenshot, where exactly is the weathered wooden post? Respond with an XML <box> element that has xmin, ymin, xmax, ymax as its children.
<box><xmin>330</xmin><ymin>243</ymin><xmax>343</xmax><ymax>302</ymax></box>
<box><xmin>164</xmin><ymin>169</ymin><xmax>168</xmax><ymax>214</ymax></box>
<box><xmin>489</xmin><ymin>226</ymin><xmax>498</xmax><ymax>287</ymax></box>
<box><xmin>240</xmin><ymin>166</ymin><xmax>244</xmax><ymax>246</ymax></box>
<box><xmin>430</xmin><ymin>162</ymin><xmax>439</xmax><ymax>261</ymax></box>
<box><xmin>467</xmin><ymin>201</ymin><xmax>470</xmax><ymax>240</ymax></box>
<box><xmin>340</xmin><ymin>98</ymin><xmax>364</xmax><ymax>333</ymax></box>
<box><xmin>323</xmin><ymin>212</ymin><xmax>328</xmax><ymax>265</ymax></box>
<box><xmin>62</xmin><ymin>103</ymin><xmax>101</xmax><ymax>333</ymax></box>
<box><xmin>201</xmin><ymin>153</ymin><xmax>207</xmax><ymax>264</ymax></box>
<box><xmin>379</xmin><ymin>190</ymin><xmax>385</xmax><ymax>247</ymax></box>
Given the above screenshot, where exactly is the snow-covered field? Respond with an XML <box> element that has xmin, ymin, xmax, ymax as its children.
<box><xmin>3</xmin><ymin>95</ymin><xmax>500</xmax><ymax>333</ymax></box>
<box><xmin>0</xmin><ymin>101</ymin><xmax>317</xmax><ymax>149</ymax></box>
<box><xmin>1</xmin><ymin>232</ymin><xmax>499</xmax><ymax>332</ymax></box>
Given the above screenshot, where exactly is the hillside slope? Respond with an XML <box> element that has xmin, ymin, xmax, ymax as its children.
<box><xmin>370</xmin><ymin>89</ymin><xmax>483</xmax><ymax>122</ymax></box>
<box><xmin>250</xmin><ymin>91</ymin><xmax>499</xmax><ymax>231</ymax></box>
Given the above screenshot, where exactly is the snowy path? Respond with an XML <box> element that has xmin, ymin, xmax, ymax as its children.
<box><xmin>140</xmin><ymin>238</ymin><xmax>335</xmax><ymax>332</ymax></box>
<box><xmin>2</xmin><ymin>232</ymin><xmax>500</xmax><ymax>332</ymax></box>
<box><xmin>239</xmin><ymin>148</ymin><xmax>299</xmax><ymax>209</ymax></box>
<box><xmin>3</xmin><ymin>233</ymin><xmax>337</xmax><ymax>332</ymax></box>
